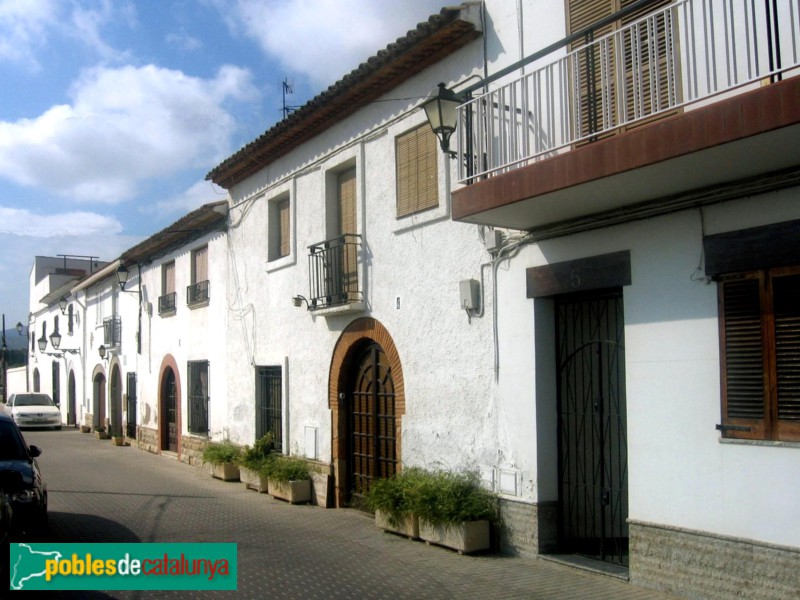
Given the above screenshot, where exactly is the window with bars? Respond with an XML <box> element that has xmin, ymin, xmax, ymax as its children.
<box><xmin>256</xmin><ymin>366</ymin><xmax>282</xmax><ymax>451</ymax></box>
<box><xmin>126</xmin><ymin>372</ymin><xmax>137</xmax><ymax>438</ymax></box>
<box><xmin>269</xmin><ymin>196</ymin><xmax>291</xmax><ymax>261</ymax></box>
<box><xmin>187</xmin><ymin>361</ymin><xmax>209</xmax><ymax>435</ymax></box>
<box><xmin>67</xmin><ymin>304</ymin><xmax>74</xmax><ymax>335</ymax></box>
<box><xmin>396</xmin><ymin>125</ymin><xmax>439</xmax><ymax>218</ymax></box>
<box><xmin>718</xmin><ymin>268</ymin><xmax>800</xmax><ymax>442</ymax></box>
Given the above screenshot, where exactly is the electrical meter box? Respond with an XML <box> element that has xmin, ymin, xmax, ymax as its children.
<box><xmin>459</xmin><ymin>279</ymin><xmax>480</xmax><ymax>310</ymax></box>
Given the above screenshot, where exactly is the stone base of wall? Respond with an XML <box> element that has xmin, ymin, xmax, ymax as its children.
<box><xmin>179</xmin><ymin>435</ymin><xmax>206</xmax><ymax>467</ymax></box>
<box><xmin>138</xmin><ymin>426</ymin><xmax>159</xmax><ymax>455</ymax></box>
<box><xmin>630</xmin><ymin>520</ymin><xmax>800</xmax><ymax>600</ymax></box>
<box><xmin>499</xmin><ymin>499</ymin><xmax>558</xmax><ymax>558</ymax></box>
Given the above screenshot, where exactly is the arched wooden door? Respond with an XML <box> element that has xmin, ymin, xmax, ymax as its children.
<box><xmin>67</xmin><ymin>370</ymin><xmax>76</xmax><ymax>426</ymax></box>
<box><xmin>109</xmin><ymin>365</ymin><xmax>123</xmax><ymax>437</ymax></box>
<box><xmin>346</xmin><ymin>341</ymin><xmax>397</xmax><ymax>504</ymax></box>
<box><xmin>93</xmin><ymin>373</ymin><xmax>106</xmax><ymax>430</ymax></box>
<box><xmin>161</xmin><ymin>367</ymin><xmax>178</xmax><ymax>452</ymax></box>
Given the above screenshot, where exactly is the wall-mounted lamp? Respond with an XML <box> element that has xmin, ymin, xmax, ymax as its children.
<box><xmin>422</xmin><ymin>82</ymin><xmax>462</xmax><ymax>157</ymax></box>
<box><xmin>50</xmin><ymin>331</ymin><xmax>62</xmax><ymax>350</ymax></box>
<box><xmin>37</xmin><ymin>337</ymin><xmax>47</xmax><ymax>353</ymax></box>
<box><xmin>98</xmin><ymin>345</ymin><xmax>107</xmax><ymax>360</ymax></box>
<box><xmin>292</xmin><ymin>295</ymin><xmax>310</xmax><ymax>309</ymax></box>
<box><xmin>59</xmin><ymin>296</ymin><xmax>68</xmax><ymax>315</ymax></box>
<box><xmin>116</xmin><ymin>264</ymin><xmax>130</xmax><ymax>291</ymax></box>
<box><xmin>15</xmin><ymin>322</ymin><xmax>24</xmax><ymax>336</ymax></box>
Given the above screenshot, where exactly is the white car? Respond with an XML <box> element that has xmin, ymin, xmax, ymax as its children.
<box><xmin>4</xmin><ymin>393</ymin><xmax>62</xmax><ymax>430</ymax></box>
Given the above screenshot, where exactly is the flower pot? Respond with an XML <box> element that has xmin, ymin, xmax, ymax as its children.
<box><xmin>268</xmin><ymin>479</ymin><xmax>311</xmax><ymax>504</ymax></box>
<box><xmin>239</xmin><ymin>466</ymin><xmax>269</xmax><ymax>493</ymax></box>
<box><xmin>209</xmin><ymin>462</ymin><xmax>240</xmax><ymax>482</ymax></box>
<box><xmin>95</xmin><ymin>430</ymin><xmax>109</xmax><ymax>440</ymax></box>
<box><xmin>419</xmin><ymin>519</ymin><xmax>490</xmax><ymax>554</ymax></box>
<box><xmin>112</xmin><ymin>436</ymin><xmax>126</xmax><ymax>446</ymax></box>
<box><xmin>80</xmin><ymin>425</ymin><xmax>91</xmax><ymax>433</ymax></box>
<box><xmin>375</xmin><ymin>509</ymin><xmax>419</xmax><ymax>540</ymax></box>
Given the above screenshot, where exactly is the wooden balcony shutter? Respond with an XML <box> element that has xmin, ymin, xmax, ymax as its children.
<box><xmin>337</xmin><ymin>169</ymin><xmax>356</xmax><ymax>235</ymax></box>
<box><xmin>719</xmin><ymin>275</ymin><xmax>767</xmax><ymax>439</ymax></box>
<box><xmin>278</xmin><ymin>198</ymin><xmax>290</xmax><ymax>258</ymax></box>
<box><xmin>772</xmin><ymin>272</ymin><xmax>800</xmax><ymax>440</ymax></box>
<box><xmin>396</xmin><ymin>125</ymin><xmax>439</xmax><ymax>218</ymax></box>
<box><xmin>193</xmin><ymin>246</ymin><xmax>208</xmax><ymax>283</ymax></box>
<box><xmin>163</xmin><ymin>261</ymin><xmax>175</xmax><ymax>294</ymax></box>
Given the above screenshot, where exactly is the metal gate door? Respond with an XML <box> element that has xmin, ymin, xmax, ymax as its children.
<box><xmin>347</xmin><ymin>342</ymin><xmax>397</xmax><ymax>503</ymax></box>
<box><xmin>556</xmin><ymin>290</ymin><xmax>628</xmax><ymax>566</ymax></box>
<box><xmin>256</xmin><ymin>366</ymin><xmax>283</xmax><ymax>451</ymax></box>
<box><xmin>162</xmin><ymin>368</ymin><xmax>177</xmax><ymax>452</ymax></box>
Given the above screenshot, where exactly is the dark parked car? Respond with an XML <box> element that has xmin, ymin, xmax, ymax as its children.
<box><xmin>0</xmin><ymin>412</ymin><xmax>47</xmax><ymax>531</ymax></box>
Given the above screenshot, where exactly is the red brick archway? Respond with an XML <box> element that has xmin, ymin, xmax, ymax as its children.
<box><xmin>328</xmin><ymin>318</ymin><xmax>405</xmax><ymax>507</ymax></box>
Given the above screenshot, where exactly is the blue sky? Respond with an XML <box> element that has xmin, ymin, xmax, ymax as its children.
<box><xmin>0</xmin><ymin>0</ymin><xmax>446</xmax><ymax>326</ymax></box>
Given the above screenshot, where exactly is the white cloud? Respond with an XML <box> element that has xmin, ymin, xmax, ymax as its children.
<box><xmin>223</xmin><ymin>0</ymin><xmax>445</xmax><ymax>89</ymax></box>
<box><xmin>0</xmin><ymin>205</ymin><xmax>122</xmax><ymax>237</ymax></box>
<box><xmin>166</xmin><ymin>29</ymin><xmax>203</xmax><ymax>52</ymax></box>
<box><xmin>151</xmin><ymin>179</ymin><xmax>227</xmax><ymax>215</ymax></box>
<box><xmin>0</xmin><ymin>64</ymin><xmax>258</xmax><ymax>203</ymax></box>
<box><xmin>0</xmin><ymin>0</ymin><xmax>59</xmax><ymax>69</ymax></box>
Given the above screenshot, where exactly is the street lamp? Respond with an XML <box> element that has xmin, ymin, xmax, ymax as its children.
<box><xmin>422</xmin><ymin>82</ymin><xmax>462</xmax><ymax>157</ymax></box>
<box><xmin>37</xmin><ymin>337</ymin><xmax>47</xmax><ymax>353</ymax></box>
<box><xmin>116</xmin><ymin>264</ymin><xmax>130</xmax><ymax>291</ymax></box>
<box><xmin>50</xmin><ymin>331</ymin><xmax>62</xmax><ymax>350</ymax></box>
<box><xmin>59</xmin><ymin>297</ymin><xmax>68</xmax><ymax>315</ymax></box>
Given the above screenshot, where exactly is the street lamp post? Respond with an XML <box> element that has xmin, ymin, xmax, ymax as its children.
<box><xmin>1</xmin><ymin>313</ymin><xmax>7</xmax><ymax>402</ymax></box>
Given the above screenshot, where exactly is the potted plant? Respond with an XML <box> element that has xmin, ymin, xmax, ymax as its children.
<box><xmin>411</xmin><ymin>470</ymin><xmax>498</xmax><ymax>554</ymax></box>
<box><xmin>365</xmin><ymin>468</ymin><xmax>425</xmax><ymax>539</ymax></box>
<box><xmin>94</xmin><ymin>426</ymin><xmax>109</xmax><ymax>440</ymax></box>
<box><xmin>111</xmin><ymin>434</ymin><xmax>126</xmax><ymax>446</ymax></box>
<box><xmin>267</xmin><ymin>456</ymin><xmax>311</xmax><ymax>504</ymax></box>
<box><xmin>80</xmin><ymin>425</ymin><xmax>91</xmax><ymax>433</ymax></box>
<box><xmin>237</xmin><ymin>433</ymin><xmax>275</xmax><ymax>493</ymax></box>
<box><xmin>202</xmin><ymin>440</ymin><xmax>242</xmax><ymax>482</ymax></box>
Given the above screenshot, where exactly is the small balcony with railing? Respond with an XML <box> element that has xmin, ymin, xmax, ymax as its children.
<box><xmin>304</xmin><ymin>234</ymin><xmax>364</xmax><ymax>314</ymax></box>
<box><xmin>187</xmin><ymin>280</ymin><xmax>210</xmax><ymax>308</ymax></box>
<box><xmin>450</xmin><ymin>0</ymin><xmax>800</xmax><ymax>232</ymax></box>
<box><xmin>158</xmin><ymin>292</ymin><xmax>177</xmax><ymax>316</ymax></box>
<box><xmin>103</xmin><ymin>316</ymin><xmax>122</xmax><ymax>347</ymax></box>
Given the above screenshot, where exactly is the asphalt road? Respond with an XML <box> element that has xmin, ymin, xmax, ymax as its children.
<box><xmin>7</xmin><ymin>428</ymin><xmax>679</xmax><ymax>599</ymax></box>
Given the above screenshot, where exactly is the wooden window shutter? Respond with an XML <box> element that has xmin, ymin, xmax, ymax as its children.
<box><xmin>396</xmin><ymin>125</ymin><xmax>439</xmax><ymax>218</ymax></box>
<box><xmin>719</xmin><ymin>275</ymin><xmax>767</xmax><ymax>439</ymax></box>
<box><xmin>338</xmin><ymin>169</ymin><xmax>356</xmax><ymax>235</ymax></box>
<box><xmin>278</xmin><ymin>198</ymin><xmax>290</xmax><ymax>258</ymax></box>
<box><xmin>193</xmin><ymin>246</ymin><xmax>208</xmax><ymax>283</ymax></box>
<box><xmin>772</xmin><ymin>271</ymin><xmax>800</xmax><ymax>440</ymax></box>
<box><xmin>163</xmin><ymin>262</ymin><xmax>175</xmax><ymax>294</ymax></box>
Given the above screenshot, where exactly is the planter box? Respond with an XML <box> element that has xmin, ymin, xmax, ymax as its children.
<box><xmin>80</xmin><ymin>425</ymin><xmax>91</xmax><ymax>433</ymax></box>
<box><xmin>95</xmin><ymin>431</ymin><xmax>109</xmax><ymax>440</ymax></box>
<box><xmin>209</xmin><ymin>462</ymin><xmax>240</xmax><ymax>482</ymax></box>
<box><xmin>268</xmin><ymin>479</ymin><xmax>311</xmax><ymax>504</ymax></box>
<box><xmin>112</xmin><ymin>436</ymin><xmax>127</xmax><ymax>446</ymax></box>
<box><xmin>419</xmin><ymin>519</ymin><xmax>490</xmax><ymax>554</ymax></box>
<box><xmin>239</xmin><ymin>466</ymin><xmax>269</xmax><ymax>493</ymax></box>
<box><xmin>375</xmin><ymin>510</ymin><xmax>419</xmax><ymax>540</ymax></box>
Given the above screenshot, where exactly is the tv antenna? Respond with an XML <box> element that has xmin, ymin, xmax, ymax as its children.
<box><xmin>281</xmin><ymin>78</ymin><xmax>301</xmax><ymax>119</ymax></box>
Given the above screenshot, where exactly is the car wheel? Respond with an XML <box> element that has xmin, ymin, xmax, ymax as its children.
<box><xmin>55</xmin><ymin>426</ymin><xmax>62</xmax><ymax>430</ymax></box>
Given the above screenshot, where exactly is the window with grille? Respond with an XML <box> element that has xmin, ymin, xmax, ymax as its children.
<box><xmin>719</xmin><ymin>268</ymin><xmax>800</xmax><ymax>442</ymax></box>
<box><xmin>256</xmin><ymin>366</ymin><xmax>282</xmax><ymax>451</ymax></box>
<box><xmin>68</xmin><ymin>304</ymin><xmax>74</xmax><ymax>334</ymax></box>
<box><xmin>269</xmin><ymin>196</ymin><xmax>291</xmax><ymax>261</ymax></box>
<box><xmin>187</xmin><ymin>361</ymin><xmax>209</xmax><ymax>435</ymax></box>
<box><xmin>396</xmin><ymin>125</ymin><xmax>439</xmax><ymax>218</ymax></box>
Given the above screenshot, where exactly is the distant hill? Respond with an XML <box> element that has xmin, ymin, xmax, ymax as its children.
<box><xmin>3</xmin><ymin>329</ymin><xmax>28</xmax><ymax>352</ymax></box>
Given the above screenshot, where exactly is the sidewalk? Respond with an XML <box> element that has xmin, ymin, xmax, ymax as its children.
<box><xmin>27</xmin><ymin>428</ymin><xmax>681</xmax><ymax>599</ymax></box>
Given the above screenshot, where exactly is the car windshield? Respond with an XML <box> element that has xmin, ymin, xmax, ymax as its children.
<box><xmin>0</xmin><ymin>421</ymin><xmax>29</xmax><ymax>460</ymax></box>
<box><xmin>13</xmin><ymin>394</ymin><xmax>54</xmax><ymax>407</ymax></box>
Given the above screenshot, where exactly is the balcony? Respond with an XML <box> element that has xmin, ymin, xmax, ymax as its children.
<box><xmin>187</xmin><ymin>280</ymin><xmax>209</xmax><ymax>308</ymax></box>
<box><xmin>158</xmin><ymin>292</ymin><xmax>177</xmax><ymax>315</ymax></box>
<box><xmin>451</xmin><ymin>0</ymin><xmax>800</xmax><ymax>232</ymax></box>
<box><xmin>103</xmin><ymin>316</ymin><xmax>121</xmax><ymax>347</ymax></box>
<box><xmin>307</xmin><ymin>234</ymin><xmax>363</xmax><ymax>314</ymax></box>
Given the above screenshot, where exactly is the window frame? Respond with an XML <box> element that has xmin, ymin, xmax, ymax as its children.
<box><xmin>718</xmin><ymin>265</ymin><xmax>800</xmax><ymax>442</ymax></box>
<box><xmin>255</xmin><ymin>366</ymin><xmax>283</xmax><ymax>452</ymax></box>
<box><xmin>187</xmin><ymin>360</ymin><xmax>209</xmax><ymax>436</ymax></box>
<box><xmin>268</xmin><ymin>194</ymin><xmax>291</xmax><ymax>263</ymax></box>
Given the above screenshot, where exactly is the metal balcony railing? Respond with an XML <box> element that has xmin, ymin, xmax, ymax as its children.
<box><xmin>187</xmin><ymin>280</ymin><xmax>210</xmax><ymax>306</ymax></box>
<box><xmin>103</xmin><ymin>316</ymin><xmax>121</xmax><ymax>347</ymax></box>
<box><xmin>456</xmin><ymin>0</ymin><xmax>800</xmax><ymax>183</ymax></box>
<box><xmin>158</xmin><ymin>292</ymin><xmax>177</xmax><ymax>314</ymax></box>
<box><xmin>307</xmin><ymin>234</ymin><xmax>362</xmax><ymax>310</ymax></box>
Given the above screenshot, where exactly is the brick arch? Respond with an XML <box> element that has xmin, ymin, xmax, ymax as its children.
<box><xmin>158</xmin><ymin>354</ymin><xmax>182</xmax><ymax>457</ymax></box>
<box><xmin>328</xmin><ymin>317</ymin><xmax>405</xmax><ymax>507</ymax></box>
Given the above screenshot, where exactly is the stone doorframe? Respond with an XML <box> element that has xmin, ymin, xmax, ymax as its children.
<box><xmin>328</xmin><ymin>317</ymin><xmax>406</xmax><ymax>508</ymax></box>
<box><xmin>158</xmin><ymin>354</ymin><xmax>182</xmax><ymax>457</ymax></box>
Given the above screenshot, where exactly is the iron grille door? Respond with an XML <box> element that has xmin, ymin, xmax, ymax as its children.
<box><xmin>187</xmin><ymin>361</ymin><xmax>209</xmax><ymax>435</ymax></box>
<box><xmin>163</xmin><ymin>368</ymin><xmax>177</xmax><ymax>452</ymax></box>
<box><xmin>256</xmin><ymin>366</ymin><xmax>283</xmax><ymax>451</ymax></box>
<box><xmin>126</xmin><ymin>372</ymin><xmax>137</xmax><ymax>438</ymax></box>
<box><xmin>347</xmin><ymin>342</ymin><xmax>397</xmax><ymax>502</ymax></box>
<box><xmin>556</xmin><ymin>290</ymin><xmax>628</xmax><ymax>566</ymax></box>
